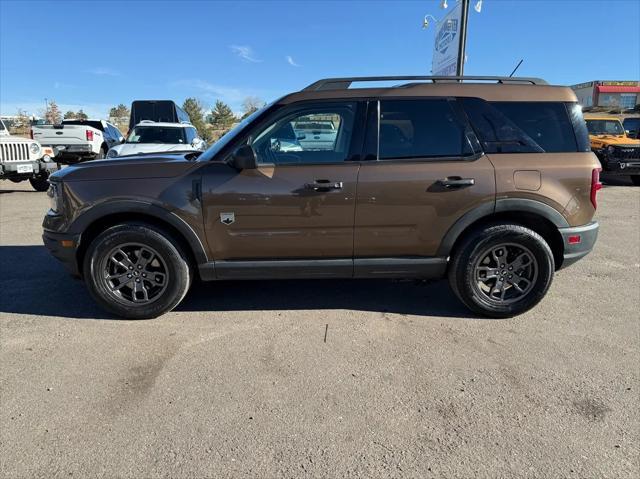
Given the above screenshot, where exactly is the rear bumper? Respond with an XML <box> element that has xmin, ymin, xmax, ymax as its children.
<box><xmin>42</xmin><ymin>229</ymin><xmax>81</xmax><ymax>277</ymax></box>
<box><xmin>558</xmin><ymin>221</ymin><xmax>599</xmax><ymax>269</ymax></box>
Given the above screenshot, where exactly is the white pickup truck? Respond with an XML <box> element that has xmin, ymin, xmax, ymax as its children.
<box><xmin>0</xmin><ymin>119</ymin><xmax>57</xmax><ymax>191</ymax></box>
<box><xmin>32</xmin><ymin>119</ymin><xmax>124</xmax><ymax>163</ymax></box>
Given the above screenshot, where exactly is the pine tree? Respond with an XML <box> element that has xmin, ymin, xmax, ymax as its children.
<box><xmin>209</xmin><ymin>100</ymin><xmax>236</xmax><ymax>129</ymax></box>
<box><xmin>182</xmin><ymin>98</ymin><xmax>212</xmax><ymax>141</ymax></box>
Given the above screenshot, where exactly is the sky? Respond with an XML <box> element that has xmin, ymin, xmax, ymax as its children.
<box><xmin>1</xmin><ymin>0</ymin><xmax>639</xmax><ymax>118</ymax></box>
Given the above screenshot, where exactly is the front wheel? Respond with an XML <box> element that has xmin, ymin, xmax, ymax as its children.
<box><xmin>29</xmin><ymin>175</ymin><xmax>49</xmax><ymax>192</ymax></box>
<box><xmin>631</xmin><ymin>175</ymin><xmax>640</xmax><ymax>186</ymax></box>
<box><xmin>83</xmin><ymin>223</ymin><xmax>191</xmax><ymax>319</ymax></box>
<box><xmin>448</xmin><ymin>224</ymin><xmax>554</xmax><ymax>318</ymax></box>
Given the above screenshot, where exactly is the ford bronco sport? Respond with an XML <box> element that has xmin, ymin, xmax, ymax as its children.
<box><xmin>43</xmin><ymin>76</ymin><xmax>601</xmax><ymax>319</ymax></box>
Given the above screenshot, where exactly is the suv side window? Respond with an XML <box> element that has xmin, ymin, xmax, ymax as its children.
<box><xmin>250</xmin><ymin>102</ymin><xmax>356</xmax><ymax>165</ymax></box>
<box><xmin>379</xmin><ymin>99</ymin><xmax>473</xmax><ymax>160</ymax></box>
<box><xmin>491</xmin><ymin>102</ymin><xmax>578</xmax><ymax>153</ymax></box>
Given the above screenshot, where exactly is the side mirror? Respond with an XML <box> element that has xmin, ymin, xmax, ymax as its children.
<box><xmin>230</xmin><ymin>144</ymin><xmax>257</xmax><ymax>170</ymax></box>
<box><xmin>119</xmin><ymin>136</ymin><xmax>125</xmax><ymax>143</ymax></box>
<box><xmin>191</xmin><ymin>138</ymin><xmax>205</xmax><ymax>150</ymax></box>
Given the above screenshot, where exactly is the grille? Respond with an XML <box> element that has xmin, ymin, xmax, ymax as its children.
<box><xmin>613</xmin><ymin>145</ymin><xmax>640</xmax><ymax>160</ymax></box>
<box><xmin>0</xmin><ymin>143</ymin><xmax>30</xmax><ymax>162</ymax></box>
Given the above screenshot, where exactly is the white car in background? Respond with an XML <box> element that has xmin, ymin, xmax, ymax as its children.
<box><xmin>107</xmin><ymin>121</ymin><xmax>206</xmax><ymax>158</ymax></box>
<box><xmin>0</xmin><ymin>118</ymin><xmax>57</xmax><ymax>191</ymax></box>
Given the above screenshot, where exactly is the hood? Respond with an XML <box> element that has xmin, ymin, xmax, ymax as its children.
<box><xmin>51</xmin><ymin>152</ymin><xmax>201</xmax><ymax>182</ymax></box>
<box><xmin>0</xmin><ymin>134</ymin><xmax>34</xmax><ymax>144</ymax></box>
<box><xmin>589</xmin><ymin>134</ymin><xmax>640</xmax><ymax>146</ymax></box>
<box><xmin>112</xmin><ymin>143</ymin><xmax>195</xmax><ymax>156</ymax></box>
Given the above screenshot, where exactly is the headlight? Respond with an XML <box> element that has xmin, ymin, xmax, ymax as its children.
<box><xmin>47</xmin><ymin>182</ymin><xmax>61</xmax><ymax>212</ymax></box>
<box><xmin>106</xmin><ymin>149</ymin><xmax>118</xmax><ymax>158</ymax></box>
<box><xmin>30</xmin><ymin>143</ymin><xmax>41</xmax><ymax>155</ymax></box>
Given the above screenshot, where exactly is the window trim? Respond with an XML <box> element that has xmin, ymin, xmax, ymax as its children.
<box><xmin>370</xmin><ymin>97</ymin><xmax>484</xmax><ymax>163</ymax></box>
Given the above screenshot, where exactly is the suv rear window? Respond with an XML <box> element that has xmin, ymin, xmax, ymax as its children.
<box><xmin>379</xmin><ymin>99</ymin><xmax>472</xmax><ymax>159</ymax></box>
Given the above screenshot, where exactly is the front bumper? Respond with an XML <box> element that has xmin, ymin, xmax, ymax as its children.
<box><xmin>42</xmin><ymin>229</ymin><xmax>81</xmax><ymax>277</ymax></box>
<box><xmin>558</xmin><ymin>221</ymin><xmax>599</xmax><ymax>269</ymax></box>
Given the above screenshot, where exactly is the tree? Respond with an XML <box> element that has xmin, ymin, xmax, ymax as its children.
<box><xmin>108</xmin><ymin>103</ymin><xmax>130</xmax><ymax>133</ymax></box>
<box><xmin>64</xmin><ymin>110</ymin><xmax>76</xmax><ymax>119</ymax></box>
<box><xmin>13</xmin><ymin>109</ymin><xmax>32</xmax><ymax>137</ymax></box>
<box><xmin>109</xmin><ymin>103</ymin><xmax>130</xmax><ymax>119</ymax></box>
<box><xmin>45</xmin><ymin>100</ymin><xmax>62</xmax><ymax>124</ymax></box>
<box><xmin>182</xmin><ymin>97</ymin><xmax>212</xmax><ymax>142</ymax></box>
<box><xmin>76</xmin><ymin>109</ymin><xmax>88</xmax><ymax>120</ymax></box>
<box><xmin>208</xmin><ymin>100</ymin><xmax>236</xmax><ymax>129</ymax></box>
<box><xmin>241</xmin><ymin>96</ymin><xmax>265</xmax><ymax>120</ymax></box>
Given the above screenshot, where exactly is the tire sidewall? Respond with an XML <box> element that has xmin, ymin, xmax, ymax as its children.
<box><xmin>452</xmin><ymin>225</ymin><xmax>554</xmax><ymax>318</ymax></box>
<box><xmin>83</xmin><ymin>223</ymin><xmax>190</xmax><ymax>319</ymax></box>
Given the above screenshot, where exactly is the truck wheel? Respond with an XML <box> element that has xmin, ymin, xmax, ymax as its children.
<box><xmin>29</xmin><ymin>176</ymin><xmax>50</xmax><ymax>192</ymax></box>
<box><xmin>83</xmin><ymin>223</ymin><xmax>191</xmax><ymax>319</ymax></box>
<box><xmin>96</xmin><ymin>146</ymin><xmax>107</xmax><ymax>159</ymax></box>
<box><xmin>631</xmin><ymin>176</ymin><xmax>640</xmax><ymax>186</ymax></box>
<box><xmin>448</xmin><ymin>224</ymin><xmax>554</xmax><ymax>318</ymax></box>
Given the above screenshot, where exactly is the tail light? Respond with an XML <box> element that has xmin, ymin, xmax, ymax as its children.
<box><xmin>86</xmin><ymin>129</ymin><xmax>93</xmax><ymax>141</ymax></box>
<box><xmin>591</xmin><ymin>167</ymin><xmax>602</xmax><ymax>209</ymax></box>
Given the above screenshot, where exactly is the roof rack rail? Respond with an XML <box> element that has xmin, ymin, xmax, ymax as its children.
<box><xmin>303</xmin><ymin>76</ymin><xmax>548</xmax><ymax>91</ymax></box>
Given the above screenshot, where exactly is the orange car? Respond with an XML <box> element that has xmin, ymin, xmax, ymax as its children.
<box><xmin>585</xmin><ymin>117</ymin><xmax>640</xmax><ymax>185</ymax></box>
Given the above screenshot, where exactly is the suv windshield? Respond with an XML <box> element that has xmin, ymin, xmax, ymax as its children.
<box><xmin>586</xmin><ymin>119</ymin><xmax>625</xmax><ymax>135</ymax></box>
<box><xmin>127</xmin><ymin>126</ymin><xmax>187</xmax><ymax>144</ymax></box>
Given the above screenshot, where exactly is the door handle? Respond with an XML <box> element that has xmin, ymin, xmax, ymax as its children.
<box><xmin>304</xmin><ymin>180</ymin><xmax>343</xmax><ymax>191</ymax></box>
<box><xmin>437</xmin><ymin>176</ymin><xmax>475</xmax><ymax>188</ymax></box>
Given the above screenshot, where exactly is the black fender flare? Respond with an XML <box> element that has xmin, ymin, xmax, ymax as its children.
<box><xmin>436</xmin><ymin>198</ymin><xmax>569</xmax><ymax>257</ymax></box>
<box><xmin>69</xmin><ymin>200</ymin><xmax>208</xmax><ymax>264</ymax></box>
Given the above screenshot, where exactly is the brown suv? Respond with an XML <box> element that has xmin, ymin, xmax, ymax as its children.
<box><xmin>43</xmin><ymin>76</ymin><xmax>601</xmax><ymax>319</ymax></box>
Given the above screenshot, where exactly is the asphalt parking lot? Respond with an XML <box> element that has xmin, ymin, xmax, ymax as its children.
<box><xmin>1</xmin><ymin>177</ymin><xmax>638</xmax><ymax>478</ymax></box>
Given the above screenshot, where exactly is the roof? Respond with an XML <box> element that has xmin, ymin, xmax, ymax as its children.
<box><xmin>597</xmin><ymin>85</ymin><xmax>640</xmax><ymax>93</ymax></box>
<box><xmin>584</xmin><ymin>117</ymin><xmax>623</xmax><ymax>121</ymax></box>
<box><xmin>279</xmin><ymin>76</ymin><xmax>577</xmax><ymax>104</ymax></box>
<box><xmin>132</xmin><ymin>121</ymin><xmax>194</xmax><ymax>128</ymax></box>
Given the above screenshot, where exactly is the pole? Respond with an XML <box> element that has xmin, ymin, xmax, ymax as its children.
<box><xmin>456</xmin><ymin>0</ymin><xmax>470</xmax><ymax>76</ymax></box>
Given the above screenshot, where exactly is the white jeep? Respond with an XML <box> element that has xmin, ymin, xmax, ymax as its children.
<box><xmin>0</xmin><ymin>119</ymin><xmax>56</xmax><ymax>191</ymax></box>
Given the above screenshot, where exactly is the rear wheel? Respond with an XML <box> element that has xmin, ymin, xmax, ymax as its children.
<box><xmin>631</xmin><ymin>175</ymin><xmax>640</xmax><ymax>186</ymax></box>
<box><xmin>83</xmin><ymin>223</ymin><xmax>191</xmax><ymax>319</ymax></box>
<box><xmin>96</xmin><ymin>146</ymin><xmax>107</xmax><ymax>159</ymax></box>
<box><xmin>448</xmin><ymin>224</ymin><xmax>554</xmax><ymax>318</ymax></box>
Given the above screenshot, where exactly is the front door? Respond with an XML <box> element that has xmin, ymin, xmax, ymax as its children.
<box><xmin>354</xmin><ymin>98</ymin><xmax>495</xmax><ymax>276</ymax></box>
<box><xmin>202</xmin><ymin>101</ymin><xmax>363</xmax><ymax>279</ymax></box>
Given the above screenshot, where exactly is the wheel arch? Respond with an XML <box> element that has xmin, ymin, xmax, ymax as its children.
<box><xmin>73</xmin><ymin>202</ymin><xmax>207</xmax><ymax>276</ymax></box>
<box><xmin>438</xmin><ymin>199</ymin><xmax>568</xmax><ymax>270</ymax></box>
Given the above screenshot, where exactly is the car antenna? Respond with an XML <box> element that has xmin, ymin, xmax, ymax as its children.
<box><xmin>509</xmin><ymin>59</ymin><xmax>524</xmax><ymax>78</ymax></box>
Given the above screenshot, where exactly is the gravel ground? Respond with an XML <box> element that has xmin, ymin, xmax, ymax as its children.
<box><xmin>1</xmin><ymin>177</ymin><xmax>638</xmax><ymax>478</ymax></box>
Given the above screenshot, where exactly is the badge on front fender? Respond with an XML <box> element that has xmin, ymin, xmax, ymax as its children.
<box><xmin>220</xmin><ymin>212</ymin><xmax>235</xmax><ymax>225</ymax></box>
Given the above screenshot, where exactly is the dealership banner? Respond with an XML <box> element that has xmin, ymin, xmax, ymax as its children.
<box><xmin>431</xmin><ymin>2</ymin><xmax>462</xmax><ymax>76</ymax></box>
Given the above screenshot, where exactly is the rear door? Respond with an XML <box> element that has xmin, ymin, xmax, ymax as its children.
<box><xmin>202</xmin><ymin>101</ymin><xmax>365</xmax><ymax>278</ymax></box>
<box><xmin>354</xmin><ymin>98</ymin><xmax>495</xmax><ymax>274</ymax></box>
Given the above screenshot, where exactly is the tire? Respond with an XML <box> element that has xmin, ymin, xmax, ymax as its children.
<box><xmin>8</xmin><ymin>178</ymin><xmax>24</xmax><ymax>183</ymax></box>
<box><xmin>631</xmin><ymin>176</ymin><xmax>640</xmax><ymax>186</ymax></box>
<box><xmin>29</xmin><ymin>176</ymin><xmax>49</xmax><ymax>192</ymax></box>
<box><xmin>448</xmin><ymin>223</ymin><xmax>555</xmax><ymax>318</ymax></box>
<box><xmin>83</xmin><ymin>222</ymin><xmax>191</xmax><ymax>319</ymax></box>
<box><xmin>96</xmin><ymin>146</ymin><xmax>107</xmax><ymax>159</ymax></box>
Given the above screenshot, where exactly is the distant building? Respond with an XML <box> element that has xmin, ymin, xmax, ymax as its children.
<box><xmin>571</xmin><ymin>81</ymin><xmax>640</xmax><ymax>109</ymax></box>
